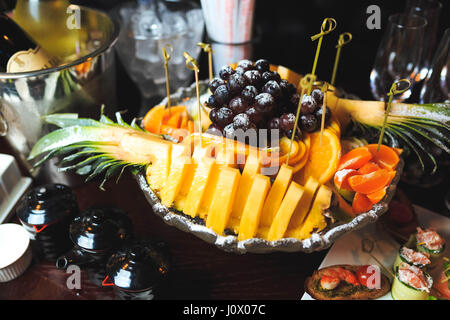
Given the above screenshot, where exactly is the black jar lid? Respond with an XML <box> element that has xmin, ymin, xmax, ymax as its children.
<box><xmin>106</xmin><ymin>240</ymin><xmax>170</xmax><ymax>291</ymax></box>
<box><xmin>69</xmin><ymin>207</ymin><xmax>133</xmax><ymax>251</ymax></box>
<box><xmin>16</xmin><ymin>184</ymin><xmax>79</xmax><ymax>226</ymax></box>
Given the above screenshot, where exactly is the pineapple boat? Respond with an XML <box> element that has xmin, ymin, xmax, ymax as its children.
<box><xmin>29</xmin><ymin>60</ymin><xmax>450</xmax><ymax>253</ymax></box>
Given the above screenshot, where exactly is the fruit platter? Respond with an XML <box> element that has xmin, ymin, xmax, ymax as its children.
<box><xmin>28</xmin><ymin>59</ymin><xmax>449</xmax><ymax>254</ymax></box>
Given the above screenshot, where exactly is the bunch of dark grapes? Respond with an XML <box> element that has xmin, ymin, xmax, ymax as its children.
<box><xmin>205</xmin><ymin>59</ymin><xmax>332</xmax><ymax>140</ymax></box>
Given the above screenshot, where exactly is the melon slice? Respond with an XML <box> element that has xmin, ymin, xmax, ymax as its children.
<box><xmin>237</xmin><ymin>174</ymin><xmax>271</xmax><ymax>241</ymax></box>
<box><xmin>285</xmin><ymin>176</ymin><xmax>320</xmax><ymax>237</ymax></box>
<box><xmin>229</xmin><ymin>153</ymin><xmax>261</xmax><ymax>232</ymax></box>
<box><xmin>267</xmin><ymin>181</ymin><xmax>304</xmax><ymax>241</ymax></box>
<box><xmin>296</xmin><ymin>184</ymin><xmax>332</xmax><ymax>240</ymax></box>
<box><xmin>259</xmin><ymin>164</ymin><xmax>294</xmax><ymax>228</ymax></box>
<box><xmin>205</xmin><ymin>167</ymin><xmax>241</xmax><ymax>235</ymax></box>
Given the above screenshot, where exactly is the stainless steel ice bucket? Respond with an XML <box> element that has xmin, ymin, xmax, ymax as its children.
<box><xmin>0</xmin><ymin>6</ymin><xmax>120</xmax><ymax>184</ymax></box>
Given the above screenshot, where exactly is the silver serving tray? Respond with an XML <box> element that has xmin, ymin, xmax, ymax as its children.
<box><xmin>134</xmin><ymin>82</ymin><xmax>404</xmax><ymax>254</ymax></box>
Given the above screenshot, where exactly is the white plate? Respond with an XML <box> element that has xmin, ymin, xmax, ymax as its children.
<box><xmin>301</xmin><ymin>205</ymin><xmax>450</xmax><ymax>300</ymax></box>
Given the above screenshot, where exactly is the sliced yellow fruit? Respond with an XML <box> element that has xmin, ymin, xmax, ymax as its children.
<box><xmin>229</xmin><ymin>154</ymin><xmax>261</xmax><ymax>232</ymax></box>
<box><xmin>267</xmin><ymin>181</ymin><xmax>304</xmax><ymax>241</ymax></box>
<box><xmin>205</xmin><ymin>167</ymin><xmax>241</xmax><ymax>235</ymax></box>
<box><xmin>298</xmin><ymin>129</ymin><xmax>341</xmax><ymax>184</ymax></box>
<box><xmin>173</xmin><ymin>145</ymin><xmax>209</xmax><ymax>211</ymax></box>
<box><xmin>259</xmin><ymin>164</ymin><xmax>294</xmax><ymax>228</ymax></box>
<box><xmin>182</xmin><ymin>157</ymin><xmax>216</xmax><ymax>218</ymax></box>
<box><xmin>285</xmin><ymin>176</ymin><xmax>320</xmax><ymax>237</ymax></box>
<box><xmin>296</xmin><ymin>184</ymin><xmax>332</xmax><ymax>240</ymax></box>
<box><xmin>160</xmin><ymin>156</ymin><xmax>193</xmax><ymax>207</ymax></box>
<box><xmin>237</xmin><ymin>174</ymin><xmax>271</xmax><ymax>241</ymax></box>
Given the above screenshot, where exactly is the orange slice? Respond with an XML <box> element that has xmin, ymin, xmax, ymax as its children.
<box><xmin>142</xmin><ymin>104</ymin><xmax>165</xmax><ymax>134</ymax></box>
<box><xmin>333</xmin><ymin>169</ymin><xmax>358</xmax><ymax>190</ymax></box>
<box><xmin>348</xmin><ymin>169</ymin><xmax>392</xmax><ymax>194</ymax></box>
<box><xmin>352</xmin><ymin>192</ymin><xmax>373</xmax><ymax>214</ymax></box>
<box><xmin>366</xmin><ymin>187</ymin><xmax>387</xmax><ymax>204</ymax></box>
<box><xmin>300</xmin><ymin>129</ymin><xmax>341</xmax><ymax>184</ymax></box>
<box><xmin>365</xmin><ymin>144</ymin><xmax>400</xmax><ymax>170</ymax></box>
<box><xmin>358</xmin><ymin>161</ymin><xmax>380</xmax><ymax>175</ymax></box>
<box><xmin>337</xmin><ymin>146</ymin><xmax>372</xmax><ymax>171</ymax></box>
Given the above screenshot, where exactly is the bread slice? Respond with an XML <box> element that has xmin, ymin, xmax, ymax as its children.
<box><xmin>305</xmin><ymin>264</ymin><xmax>391</xmax><ymax>300</ymax></box>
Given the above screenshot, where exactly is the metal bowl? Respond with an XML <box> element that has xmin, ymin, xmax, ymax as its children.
<box><xmin>0</xmin><ymin>6</ymin><xmax>119</xmax><ymax>182</ymax></box>
<box><xmin>134</xmin><ymin>82</ymin><xmax>404</xmax><ymax>254</ymax></box>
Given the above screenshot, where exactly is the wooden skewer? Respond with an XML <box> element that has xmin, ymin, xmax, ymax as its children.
<box><xmin>330</xmin><ymin>32</ymin><xmax>352</xmax><ymax>86</ymax></box>
<box><xmin>183</xmin><ymin>52</ymin><xmax>202</xmax><ymax>134</ymax></box>
<box><xmin>309</xmin><ymin>17</ymin><xmax>336</xmax><ymax>94</ymax></box>
<box><xmin>377</xmin><ymin>79</ymin><xmax>411</xmax><ymax>151</ymax></box>
<box><xmin>197</xmin><ymin>42</ymin><xmax>214</xmax><ymax>81</ymax></box>
<box><xmin>162</xmin><ymin>45</ymin><xmax>173</xmax><ymax>113</ymax></box>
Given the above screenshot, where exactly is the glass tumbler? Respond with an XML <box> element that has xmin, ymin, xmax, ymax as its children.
<box><xmin>370</xmin><ymin>14</ymin><xmax>427</xmax><ymax>101</ymax></box>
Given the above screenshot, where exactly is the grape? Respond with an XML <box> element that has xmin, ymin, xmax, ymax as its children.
<box><xmin>285</xmin><ymin>128</ymin><xmax>301</xmax><ymax>140</ymax></box>
<box><xmin>241</xmin><ymin>85</ymin><xmax>258</xmax><ymax>103</ymax></box>
<box><xmin>206</xmin><ymin>124</ymin><xmax>223</xmax><ymax>136</ymax></box>
<box><xmin>311</xmin><ymin>88</ymin><xmax>324</xmax><ymax>105</ymax></box>
<box><xmin>245</xmin><ymin>106</ymin><xmax>264</xmax><ymax>126</ymax></box>
<box><xmin>279</xmin><ymin>80</ymin><xmax>296</xmax><ymax>96</ymax></box>
<box><xmin>206</xmin><ymin>94</ymin><xmax>220</xmax><ymax>109</ymax></box>
<box><xmin>314</xmin><ymin>106</ymin><xmax>332</xmax><ymax>125</ymax></box>
<box><xmin>255</xmin><ymin>59</ymin><xmax>270</xmax><ymax>73</ymax></box>
<box><xmin>227</xmin><ymin>73</ymin><xmax>247</xmax><ymax>94</ymax></box>
<box><xmin>300</xmin><ymin>94</ymin><xmax>318</xmax><ymax>114</ymax></box>
<box><xmin>261</xmin><ymin>71</ymin><xmax>277</xmax><ymax>83</ymax></box>
<box><xmin>262</xmin><ymin>80</ymin><xmax>282</xmax><ymax>98</ymax></box>
<box><xmin>237</xmin><ymin>59</ymin><xmax>255</xmax><ymax>71</ymax></box>
<box><xmin>209</xmin><ymin>77</ymin><xmax>225</xmax><ymax>93</ymax></box>
<box><xmin>254</xmin><ymin>93</ymin><xmax>275</xmax><ymax>113</ymax></box>
<box><xmin>289</xmin><ymin>93</ymin><xmax>300</xmax><ymax>108</ymax></box>
<box><xmin>243</xmin><ymin>70</ymin><xmax>262</xmax><ymax>87</ymax></box>
<box><xmin>280</xmin><ymin>113</ymin><xmax>296</xmax><ymax>132</ymax></box>
<box><xmin>209</xmin><ymin>108</ymin><xmax>219</xmax><ymax>123</ymax></box>
<box><xmin>233</xmin><ymin>113</ymin><xmax>251</xmax><ymax>130</ymax></box>
<box><xmin>223</xmin><ymin>123</ymin><xmax>235</xmax><ymax>137</ymax></box>
<box><xmin>269</xmin><ymin>117</ymin><xmax>280</xmax><ymax>129</ymax></box>
<box><xmin>300</xmin><ymin>114</ymin><xmax>319</xmax><ymax>132</ymax></box>
<box><xmin>214</xmin><ymin>85</ymin><xmax>231</xmax><ymax>105</ymax></box>
<box><xmin>215</xmin><ymin>107</ymin><xmax>234</xmax><ymax>128</ymax></box>
<box><xmin>234</xmin><ymin>67</ymin><xmax>246</xmax><ymax>75</ymax></box>
<box><xmin>219</xmin><ymin>65</ymin><xmax>234</xmax><ymax>80</ymax></box>
<box><xmin>229</xmin><ymin>96</ymin><xmax>248</xmax><ymax>114</ymax></box>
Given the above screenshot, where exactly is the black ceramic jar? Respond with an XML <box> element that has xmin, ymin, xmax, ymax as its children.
<box><xmin>16</xmin><ymin>184</ymin><xmax>79</xmax><ymax>261</ymax></box>
<box><xmin>56</xmin><ymin>206</ymin><xmax>133</xmax><ymax>287</ymax></box>
<box><xmin>104</xmin><ymin>240</ymin><xmax>170</xmax><ymax>300</ymax></box>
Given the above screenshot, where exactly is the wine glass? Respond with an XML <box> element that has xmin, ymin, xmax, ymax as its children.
<box><xmin>405</xmin><ymin>0</ymin><xmax>443</xmax><ymax>81</ymax></box>
<box><xmin>370</xmin><ymin>14</ymin><xmax>427</xmax><ymax>101</ymax></box>
<box><xmin>420</xmin><ymin>28</ymin><xmax>450</xmax><ymax>103</ymax></box>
